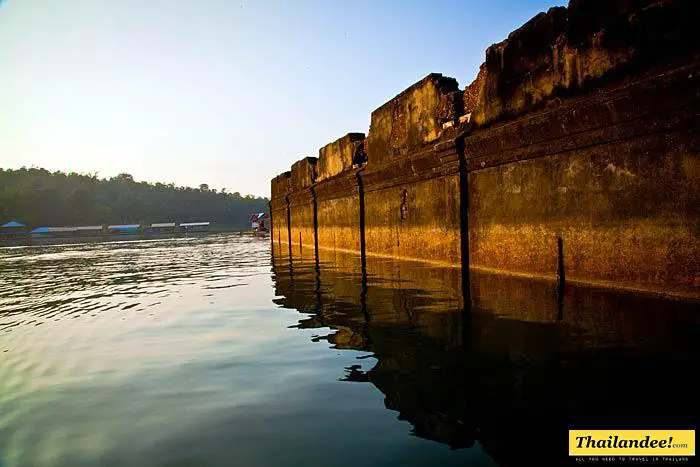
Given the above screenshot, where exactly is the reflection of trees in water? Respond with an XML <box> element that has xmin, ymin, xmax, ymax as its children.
<box><xmin>271</xmin><ymin>247</ymin><xmax>700</xmax><ymax>466</ymax></box>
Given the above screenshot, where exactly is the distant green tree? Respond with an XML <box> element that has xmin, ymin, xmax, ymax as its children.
<box><xmin>0</xmin><ymin>168</ymin><xmax>269</xmax><ymax>229</ymax></box>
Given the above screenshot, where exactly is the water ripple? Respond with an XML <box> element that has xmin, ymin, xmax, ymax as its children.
<box><xmin>0</xmin><ymin>235</ymin><xmax>269</xmax><ymax>328</ymax></box>
<box><xmin>0</xmin><ymin>234</ymin><xmax>282</xmax><ymax>467</ymax></box>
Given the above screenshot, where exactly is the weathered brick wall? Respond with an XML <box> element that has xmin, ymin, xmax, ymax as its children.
<box><xmin>270</xmin><ymin>0</ymin><xmax>699</xmax><ymax>299</ymax></box>
<box><xmin>467</xmin><ymin>63</ymin><xmax>699</xmax><ymax>295</ymax></box>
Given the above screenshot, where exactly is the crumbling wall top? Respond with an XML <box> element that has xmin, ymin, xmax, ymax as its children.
<box><xmin>469</xmin><ymin>0</ymin><xmax>697</xmax><ymax>127</ymax></box>
<box><xmin>366</xmin><ymin>73</ymin><xmax>461</xmax><ymax>167</ymax></box>
<box><xmin>270</xmin><ymin>171</ymin><xmax>291</xmax><ymax>200</ymax></box>
<box><xmin>290</xmin><ymin>157</ymin><xmax>318</xmax><ymax>191</ymax></box>
<box><xmin>317</xmin><ymin>133</ymin><xmax>366</xmax><ymax>182</ymax></box>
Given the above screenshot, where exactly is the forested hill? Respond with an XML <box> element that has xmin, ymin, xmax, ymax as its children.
<box><xmin>0</xmin><ymin>168</ymin><xmax>269</xmax><ymax>228</ymax></box>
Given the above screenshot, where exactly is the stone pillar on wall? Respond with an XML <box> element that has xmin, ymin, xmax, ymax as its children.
<box><xmin>362</xmin><ymin>73</ymin><xmax>466</xmax><ymax>265</ymax></box>
<box><xmin>288</xmin><ymin>157</ymin><xmax>318</xmax><ymax>258</ymax></box>
<box><xmin>270</xmin><ymin>172</ymin><xmax>291</xmax><ymax>254</ymax></box>
<box><xmin>315</xmin><ymin>133</ymin><xmax>366</xmax><ymax>254</ymax></box>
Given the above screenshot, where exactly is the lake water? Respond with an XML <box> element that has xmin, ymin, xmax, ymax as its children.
<box><xmin>1</xmin><ymin>234</ymin><xmax>698</xmax><ymax>466</ymax></box>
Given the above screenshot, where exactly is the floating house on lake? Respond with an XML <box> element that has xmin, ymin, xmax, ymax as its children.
<box><xmin>107</xmin><ymin>224</ymin><xmax>140</xmax><ymax>234</ymax></box>
<box><xmin>75</xmin><ymin>226</ymin><xmax>103</xmax><ymax>236</ymax></box>
<box><xmin>149</xmin><ymin>222</ymin><xmax>176</xmax><ymax>234</ymax></box>
<box><xmin>2</xmin><ymin>221</ymin><xmax>215</xmax><ymax>243</ymax></box>
<box><xmin>250</xmin><ymin>213</ymin><xmax>268</xmax><ymax>231</ymax></box>
<box><xmin>0</xmin><ymin>220</ymin><xmax>28</xmax><ymax>240</ymax></box>
<box><xmin>179</xmin><ymin>222</ymin><xmax>210</xmax><ymax>233</ymax></box>
<box><xmin>30</xmin><ymin>226</ymin><xmax>104</xmax><ymax>238</ymax></box>
<box><xmin>31</xmin><ymin>226</ymin><xmax>75</xmax><ymax>238</ymax></box>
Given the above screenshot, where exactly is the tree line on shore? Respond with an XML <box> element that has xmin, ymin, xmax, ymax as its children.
<box><xmin>0</xmin><ymin>168</ymin><xmax>269</xmax><ymax>228</ymax></box>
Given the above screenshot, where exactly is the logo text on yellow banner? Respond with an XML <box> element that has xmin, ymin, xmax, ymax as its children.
<box><xmin>569</xmin><ymin>430</ymin><xmax>695</xmax><ymax>456</ymax></box>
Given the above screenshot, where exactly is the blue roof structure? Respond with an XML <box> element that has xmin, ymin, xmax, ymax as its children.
<box><xmin>31</xmin><ymin>227</ymin><xmax>50</xmax><ymax>233</ymax></box>
<box><xmin>106</xmin><ymin>225</ymin><xmax>139</xmax><ymax>233</ymax></box>
<box><xmin>1</xmin><ymin>220</ymin><xmax>26</xmax><ymax>228</ymax></box>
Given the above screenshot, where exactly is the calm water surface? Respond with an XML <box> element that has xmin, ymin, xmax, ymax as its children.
<box><xmin>1</xmin><ymin>234</ymin><xmax>698</xmax><ymax>466</ymax></box>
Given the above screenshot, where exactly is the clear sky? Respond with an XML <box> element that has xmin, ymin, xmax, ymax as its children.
<box><xmin>0</xmin><ymin>0</ymin><xmax>565</xmax><ymax>197</ymax></box>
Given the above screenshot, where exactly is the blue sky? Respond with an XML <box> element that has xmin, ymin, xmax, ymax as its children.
<box><xmin>0</xmin><ymin>0</ymin><xmax>565</xmax><ymax>196</ymax></box>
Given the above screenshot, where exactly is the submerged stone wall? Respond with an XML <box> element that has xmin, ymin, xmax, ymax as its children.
<box><xmin>269</xmin><ymin>0</ymin><xmax>699</xmax><ymax>300</ymax></box>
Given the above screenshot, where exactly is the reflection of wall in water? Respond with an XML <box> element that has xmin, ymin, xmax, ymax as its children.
<box><xmin>271</xmin><ymin>247</ymin><xmax>699</xmax><ymax>466</ymax></box>
<box><xmin>274</xmin><ymin>244</ymin><xmax>700</xmax><ymax>351</ymax></box>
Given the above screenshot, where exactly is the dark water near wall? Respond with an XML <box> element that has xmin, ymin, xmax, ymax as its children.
<box><xmin>1</xmin><ymin>235</ymin><xmax>697</xmax><ymax>466</ymax></box>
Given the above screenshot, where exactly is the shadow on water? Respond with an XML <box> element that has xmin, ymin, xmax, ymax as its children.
<box><xmin>271</xmin><ymin>243</ymin><xmax>700</xmax><ymax>466</ymax></box>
